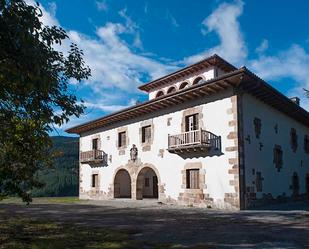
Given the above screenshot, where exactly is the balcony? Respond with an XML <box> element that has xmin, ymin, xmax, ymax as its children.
<box><xmin>168</xmin><ymin>129</ymin><xmax>221</xmax><ymax>154</ymax></box>
<box><xmin>80</xmin><ymin>149</ymin><xmax>108</xmax><ymax>165</ymax></box>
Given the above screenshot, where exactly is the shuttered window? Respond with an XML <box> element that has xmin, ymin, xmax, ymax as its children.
<box><xmin>142</xmin><ymin>125</ymin><xmax>151</xmax><ymax>143</ymax></box>
<box><xmin>118</xmin><ymin>131</ymin><xmax>126</xmax><ymax>147</ymax></box>
<box><xmin>92</xmin><ymin>174</ymin><xmax>99</xmax><ymax>188</ymax></box>
<box><xmin>186</xmin><ymin>169</ymin><xmax>199</xmax><ymax>189</ymax></box>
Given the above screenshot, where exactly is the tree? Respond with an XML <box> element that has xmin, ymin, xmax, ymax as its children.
<box><xmin>0</xmin><ymin>0</ymin><xmax>91</xmax><ymax>202</ymax></box>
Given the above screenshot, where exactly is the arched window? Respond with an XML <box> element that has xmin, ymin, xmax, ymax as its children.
<box><xmin>192</xmin><ymin>76</ymin><xmax>204</xmax><ymax>85</ymax></box>
<box><xmin>167</xmin><ymin>86</ymin><xmax>177</xmax><ymax>94</ymax></box>
<box><xmin>179</xmin><ymin>82</ymin><xmax>189</xmax><ymax>90</ymax></box>
<box><xmin>155</xmin><ymin>91</ymin><xmax>164</xmax><ymax>98</ymax></box>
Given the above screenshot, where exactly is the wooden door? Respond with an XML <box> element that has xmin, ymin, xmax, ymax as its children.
<box><xmin>153</xmin><ymin>176</ymin><xmax>158</xmax><ymax>198</ymax></box>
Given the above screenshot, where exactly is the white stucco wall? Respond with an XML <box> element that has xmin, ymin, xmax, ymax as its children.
<box><xmin>79</xmin><ymin>89</ymin><xmax>237</xmax><ymax>208</ymax></box>
<box><xmin>148</xmin><ymin>67</ymin><xmax>216</xmax><ymax>100</ymax></box>
<box><xmin>242</xmin><ymin>94</ymin><xmax>309</xmax><ymax>199</ymax></box>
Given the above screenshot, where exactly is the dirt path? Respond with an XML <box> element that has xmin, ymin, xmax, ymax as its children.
<box><xmin>0</xmin><ymin>199</ymin><xmax>308</xmax><ymax>248</ymax></box>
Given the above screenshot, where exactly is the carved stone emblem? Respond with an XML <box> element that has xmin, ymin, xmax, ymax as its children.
<box><xmin>130</xmin><ymin>144</ymin><xmax>138</xmax><ymax>162</ymax></box>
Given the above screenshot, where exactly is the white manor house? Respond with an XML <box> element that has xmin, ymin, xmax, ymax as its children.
<box><xmin>67</xmin><ymin>54</ymin><xmax>309</xmax><ymax>210</ymax></box>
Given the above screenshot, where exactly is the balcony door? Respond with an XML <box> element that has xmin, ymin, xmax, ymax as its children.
<box><xmin>185</xmin><ymin>114</ymin><xmax>198</xmax><ymax>132</ymax></box>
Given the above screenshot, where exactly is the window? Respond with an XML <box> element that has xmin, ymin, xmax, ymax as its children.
<box><xmin>304</xmin><ymin>135</ymin><xmax>309</xmax><ymax>153</ymax></box>
<box><xmin>92</xmin><ymin>174</ymin><xmax>99</xmax><ymax>188</ymax></box>
<box><xmin>273</xmin><ymin>145</ymin><xmax>283</xmax><ymax>172</ymax></box>
<box><xmin>142</xmin><ymin>125</ymin><xmax>151</xmax><ymax>143</ymax></box>
<box><xmin>253</xmin><ymin>118</ymin><xmax>262</xmax><ymax>138</ymax></box>
<box><xmin>185</xmin><ymin>114</ymin><xmax>198</xmax><ymax>131</ymax></box>
<box><xmin>192</xmin><ymin>76</ymin><xmax>204</xmax><ymax>85</ymax></box>
<box><xmin>179</xmin><ymin>82</ymin><xmax>189</xmax><ymax>90</ymax></box>
<box><xmin>145</xmin><ymin>177</ymin><xmax>150</xmax><ymax>187</ymax></box>
<box><xmin>291</xmin><ymin>172</ymin><xmax>299</xmax><ymax>196</ymax></box>
<box><xmin>118</xmin><ymin>131</ymin><xmax>126</xmax><ymax>148</ymax></box>
<box><xmin>186</xmin><ymin>169</ymin><xmax>199</xmax><ymax>189</ymax></box>
<box><xmin>167</xmin><ymin>86</ymin><xmax>176</xmax><ymax>94</ymax></box>
<box><xmin>92</xmin><ymin>138</ymin><xmax>98</xmax><ymax>150</ymax></box>
<box><xmin>155</xmin><ymin>91</ymin><xmax>164</xmax><ymax>98</ymax></box>
<box><xmin>290</xmin><ymin>128</ymin><xmax>298</xmax><ymax>152</ymax></box>
<box><xmin>256</xmin><ymin>172</ymin><xmax>263</xmax><ymax>192</ymax></box>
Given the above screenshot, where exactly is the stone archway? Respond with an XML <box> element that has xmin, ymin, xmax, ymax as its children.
<box><xmin>114</xmin><ymin>169</ymin><xmax>131</xmax><ymax>198</ymax></box>
<box><xmin>136</xmin><ymin>166</ymin><xmax>160</xmax><ymax>200</ymax></box>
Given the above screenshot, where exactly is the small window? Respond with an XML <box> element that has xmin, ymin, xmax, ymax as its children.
<box><xmin>185</xmin><ymin>114</ymin><xmax>198</xmax><ymax>132</ymax></box>
<box><xmin>155</xmin><ymin>91</ymin><xmax>164</xmax><ymax>98</ymax></box>
<box><xmin>167</xmin><ymin>86</ymin><xmax>176</xmax><ymax>94</ymax></box>
<box><xmin>145</xmin><ymin>177</ymin><xmax>150</xmax><ymax>187</ymax></box>
<box><xmin>179</xmin><ymin>82</ymin><xmax>189</xmax><ymax>90</ymax></box>
<box><xmin>142</xmin><ymin>125</ymin><xmax>151</xmax><ymax>143</ymax></box>
<box><xmin>253</xmin><ymin>118</ymin><xmax>262</xmax><ymax>138</ymax></box>
<box><xmin>92</xmin><ymin>138</ymin><xmax>98</xmax><ymax>150</ymax></box>
<box><xmin>290</xmin><ymin>128</ymin><xmax>298</xmax><ymax>152</ymax></box>
<box><xmin>304</xmin><ymin>135</ymin><xmax>309</xmax><ymax>154</ymax></box>
<box><xmin>291</xmin><ymin>172</ymin><xmax>299</xmax><ymax>196</ymax></box>
<box><xmin>273</xmin><ymin>145</ymin><xmax>283</xmax><ymax>172</ymax></box>
<box><xmin>192</xmin><ymin>76</ymin><xmax>204</xmax><ymax>85</ymax></box>
<box><xmin>186</xmin><ymin>169</ymin><xmax>199</xmax><ymax>189</ymax></box>
<box><xmin>118</xmin><ymin>131</ymin><xmax>126</xmax><ymax>148</ymax></box>
<box><xmin>256</xmin><ymin>172</ymin><xmax>263</xmax><ymax>192</ymax></box>
<box><xmin>92</xmin><ymin>174</ymin><xmax>99</xmax><ymax>188</ymax></box>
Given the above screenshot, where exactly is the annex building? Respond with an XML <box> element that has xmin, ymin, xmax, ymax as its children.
<box><xmin>67</xmin><ymin>54</ymin><xmax>309</xmax><ymax>210</ymax></box>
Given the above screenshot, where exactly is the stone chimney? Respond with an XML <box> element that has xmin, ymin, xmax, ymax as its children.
<box><xmin>290</xmin><ymin>97</ymin><xmax>300</xmax><ymax>106</ymax></box>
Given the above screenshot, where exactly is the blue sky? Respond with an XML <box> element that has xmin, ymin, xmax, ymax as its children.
<box><xmin>36</xmin><ymin>0</ymin><xmax>309</xmax><ymax>136</ymax></box>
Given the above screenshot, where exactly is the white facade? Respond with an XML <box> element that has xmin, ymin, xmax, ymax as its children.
<box><xmin>69</xmin><ymin>55</ymin><xmax>309</xmax><ymax>210</ymax></box>
<box><xmin>243</xmin><ymin>94</ymin><xmax>309</xmax><ymax>202</ymax></box>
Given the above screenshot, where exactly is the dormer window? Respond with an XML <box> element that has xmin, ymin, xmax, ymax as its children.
<box><xmin>167</xmin><ymin>86</ymin><xmax>176</xmax><ymax>94</ymax></box>
<box><xmin>155</xmin><ymin>91</ymin><xmax>164</xmax><ymax>98</ymax></box>
<box><xmin>179</xmin><ymin>82</ymin><xmax>189</xmax><ymax>90</ymax></box>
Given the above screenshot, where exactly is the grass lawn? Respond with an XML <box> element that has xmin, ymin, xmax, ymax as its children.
<box><xmin>0</xmin><ymin>196</ymin><xmax>82</xmax><ymax>204</ymax></box>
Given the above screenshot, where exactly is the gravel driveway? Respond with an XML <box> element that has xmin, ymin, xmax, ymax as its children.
<box><xmin>0</xmin><ymin>199</ymin><xmax>308</xmax><ymax>248</ymax></box>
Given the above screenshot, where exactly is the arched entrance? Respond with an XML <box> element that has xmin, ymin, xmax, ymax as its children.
<box><xmin>136</xmin><ymin>167</ymin><xmax>159</xmax><ymax>200</ymax></box>
<box><xmin>114</xmin><ymin>169</ymin><xmax>131</xmax><ymax>198</ymax></box>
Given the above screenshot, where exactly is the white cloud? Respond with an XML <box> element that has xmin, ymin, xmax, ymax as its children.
<box><xmin>96</xmin><ymin>0</ymin><xmax>108</xmax><ymax>11</ymax></box>
<box><xmin>165</xmin><ymin>10</ymin><xmax>179</xmax><ymax>28</ymax></box>
<box><xmin>255</xmin><ymin>39</ymin><xmax>269</xmax><ymax>54</ymax></box>
<box><xmin>249</xmin><ymin>44</ymin><xmax>309</xmax><ymax>109</ymax></box>
<box><xmin>184</xmin><ymin>0</ymin><xmax>246</xmax><ymax>65</ymax></box>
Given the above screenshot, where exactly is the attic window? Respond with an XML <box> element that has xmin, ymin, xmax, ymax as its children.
<box><xmin>179</xmin><ymin>82</ymin><xmax>189</xmax><ymax>90</ymax></box>
<box><xmin>155</xmin><ymin>91</ymin><xmax>164</xmax><ymax>98</ymax></box>
<box><xmin>192</xmin><ymin>76</ymin><xmax>204</xmax><ymax>85</ymax></box>
<box><xmin>167</xmin><ymin>86</ymin><xmax>176</xmax><ymax>94</ymax></box>
<box><xmin>290</xmin><ymin>128</ymin><xmax>298</xmax><ymax>152</ymax></box>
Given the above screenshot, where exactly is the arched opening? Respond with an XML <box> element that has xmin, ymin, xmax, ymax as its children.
<box><xmin>155</xmin><ymin>91</ymin><xmax>164</xmax><ymax>98</ymax></box>
<box><xmin>167</xmin><ymin>86</ymin><xmax>176</xmax><ymax>94</ymax></box>
<box><xmin>292</xmin><ymin>172</ymin><xmax>299</xmax><ymax>196</ymax></box>
<box><xmin>136</xmin><ymin>167</ymin><xmax>159</xmax><ymax>200</ymax></box>
<box><xmin>192</xmin><ymin>76</ymin><xmax>204</xmax><ymax>85</ymax></box>
<box><xmin>179</xmin><ymin>82</ymin><xmax>189</xmax><ymax>90</ymax></box>
<box><xmin>114</xmin><ymin>169</ymin><xmax>131</xmax><ymax>198</ymax></box>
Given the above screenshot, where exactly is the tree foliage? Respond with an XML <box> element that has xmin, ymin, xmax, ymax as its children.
<box><xmin>0</xmin><ymin>0</ymin><xmax>90</xmax><ymax>202</ymax></box>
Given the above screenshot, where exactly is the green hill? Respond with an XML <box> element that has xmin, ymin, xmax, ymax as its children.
<box><xmin>32</xmin><ymin>136</ymin><xmax>79</xmax><ymax>197</ymax></box>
